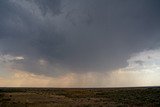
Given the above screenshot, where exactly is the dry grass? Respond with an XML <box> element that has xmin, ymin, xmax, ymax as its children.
<box><xmin>0</xmin><ymin>87</ymin><xmax>160</xmax><ymax>107</ymax></box>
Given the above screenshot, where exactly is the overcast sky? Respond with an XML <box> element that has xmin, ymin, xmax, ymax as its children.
<box><xmin>0</xmin><ymin>0</ymin><xmax>160</xmax><ymax>87</ymax></box>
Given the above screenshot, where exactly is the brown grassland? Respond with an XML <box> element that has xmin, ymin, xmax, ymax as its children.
<box><xmin>0</xmin><ymin>87</ymin><xmax>160</xmax><ymax>107</ymax></box>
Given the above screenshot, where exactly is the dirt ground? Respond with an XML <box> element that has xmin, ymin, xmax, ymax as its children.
<box><xmin>0</xmin><ymin>87</ymin><xmax>160</xmax><ymax>107</ymax></box>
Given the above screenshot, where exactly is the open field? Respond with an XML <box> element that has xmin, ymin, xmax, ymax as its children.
<box><xmin>0</xmin><ymin>87</ymin><xmax>160</xmax><ymax>107</ymax></box>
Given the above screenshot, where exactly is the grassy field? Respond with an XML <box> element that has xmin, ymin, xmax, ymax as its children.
<box><xmin>0</xmin><ymin>87</ymin><xmax>160</xmax><ymax>107</ymax></box>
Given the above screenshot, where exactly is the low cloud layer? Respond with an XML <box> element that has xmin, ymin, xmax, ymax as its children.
<box><xmin>0</xmin><ymin>0</ymin><xmax>160</xmax><ymax>77</ymax></box>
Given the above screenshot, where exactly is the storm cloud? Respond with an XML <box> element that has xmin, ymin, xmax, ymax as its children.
<box><xmin>0</xmin><ymin>0</ymin><xmax>160</xmax><ymax>76</ymax></box>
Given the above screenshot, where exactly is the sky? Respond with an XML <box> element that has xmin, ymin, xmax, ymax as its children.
<box><xmin>0</xmin><ymin>0</ymin><xmax>160</xmax><ymax>87</ymax></box>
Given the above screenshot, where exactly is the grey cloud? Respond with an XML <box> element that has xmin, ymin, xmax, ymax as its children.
<box><xmin>134</xmin><ymin>60</ymin><xmax>144</xmax><ymax>66</ymax></box>
<box><xmin>0</xmin><ymin>0</ymin><xmax>160</xmax><ymax>76</ymax></box>
<box><xmin>29</xmin><ymin>0</ymin><xmax>62</xmax><ymax>16</ymax></box>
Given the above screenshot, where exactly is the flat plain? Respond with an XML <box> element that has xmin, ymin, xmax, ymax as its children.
<box><xmin>0</xmin><ymin>87</ymin><xmax>160</xmax><ymax>107</ymax></box>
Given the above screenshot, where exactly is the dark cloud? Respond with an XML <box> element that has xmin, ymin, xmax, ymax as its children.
<box><xmin>29</xmin><ymin>0</ymin><xmax>62</xmax><ymax>16</ymax></box>
<box><xmin>0</xmin><ymin>0</ymin><xmax>160</xmax><ymax>76</ymax></box>
<box><xmin>134</xmin><ymin>60</ymin><xmax>144</xmax><ymax>66</ymax></box>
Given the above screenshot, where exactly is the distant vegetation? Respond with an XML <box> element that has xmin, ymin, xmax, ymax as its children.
<box><xmin>0</xmin><ymin>87</ymin><xmax>160</xmax><ymax>107</ymax></box>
